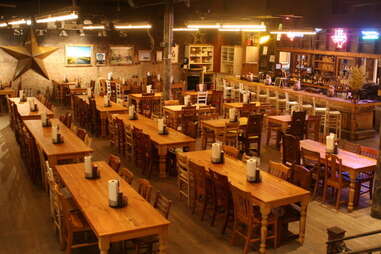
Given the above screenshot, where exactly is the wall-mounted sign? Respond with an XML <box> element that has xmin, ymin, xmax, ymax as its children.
<box><xmin>331</xmin><ymin>28</ymin><xmax>347</xmax><ymax>49</ymax></box>
<box><xmin>362</xmin><ymin>30</ymin><xmax>379</xmax><ymax>40</ymax></box>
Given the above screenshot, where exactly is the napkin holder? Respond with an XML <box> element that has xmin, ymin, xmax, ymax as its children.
<box><xmin>30</xmin><ymin>104</ymin><xmax>38</xmax><ymax>112</ymax></box>
<box><xmin>104</xmin><ymin>101</ymin><xmax>111</xmax><ymax>107</ymax></box>
<box><xmin>85</xmin><ymin>164</ymin><xmax>100</xmax><ymax>180</ymax></box>
<box><xmin>20</xmin><ymin>96</ymin><xmax>27</xmax><ymax>102</ymax></box>
<box><xmin>211</xmin><ymin>151</ymin><xmax>224</xmax><ymax>164</ymax></box>
<box><xmin>159</xmin><ymin>126</ymin><xmax>169</xmax><ymax>135</ymax></box>
<box><xmin>247</xmin><ymin>170</ymin><xmax>261</xmax><ymax>183</ymax></box>
<box><xmin>109</xmin><ymin>193</ymin><xmax>128</xmax><ymax>208</ymax></box>
<box><xmin>52</xmin><ymin>134</ymin><xmax>64</xmax><ymax>144</ymax></box>
<box><xmin>229</xmin><ymin>115</ymin><xmax>238</xmax><ymax>123</ymax></box>
<box><xmin>42</xmin><ymin>119</ymin><xmax>52</xmax><ymax>127</ymax></box>
<box><xmin>129</xmin><ymin>112</ymin><xmax>138</xmax><ymax>120</ymax></box>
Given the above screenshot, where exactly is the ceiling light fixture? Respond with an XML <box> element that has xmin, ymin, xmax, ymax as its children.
<box><xmin>187</xmin><ymin>24</ymin><xmax>220</xmax><ymax>29</ymax></box>
<box><xmin>218</xmin><ymin>28</ymin><xmax>240</xmax><ymax>32</ymax></box>
<box><xmin>36</xmin><ymin>11</ymin><xmax>78</xmax><ymax>23</ymax></box>
<box><xmin>173</xmin><ymin>27</ymin><xmax>198</xmax><ymax>31</ymax></box>
<box><xmin>259</xmin><ymin>35</ymin><xmax>271</xmax><ymax>44</ymax></box>
<box><xmin>83</xmin><ymin>25</ymin><xmax>105</xmax><ymax>30</ymax></box>
<box><xmin>0</xmin><ymin>22</ymin><xmax>7</xmax><ymax>27</ymax></box>
<box><xmin>8</xmin><ymin>19</ymin><xmax>31</xmax><ymax>26</ymax></box>
<box><xmin>222</xmin><ymin>24</ymin><xmax>266</xmax><ymax>31</ymax></box>
<box><xmin>114</xmin><ymin>24</ymin><xmax>151</xmax><ymax>30</ymax></box>
<box><xmin>270</xmin><ymin>30</ymin><xmax>316</xmax><ymax>35</ymax></box>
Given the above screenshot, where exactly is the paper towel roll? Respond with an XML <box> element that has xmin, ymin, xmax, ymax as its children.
<box><xmin>108</xmin><ymin>180</ymin><xmax>119</xmax><ymax>206</ymax></box>
<box><xmin>326</xmin><ymin>135</ymin><xmax>334</xmax><ymax>153</ymax></box>
<box><xmin>87</xmin><ymin>88</ymin><xmax>92</xmax><ymax>97</ymax></box>
<box><xmin>129</xmin><ymin>105</ymin><xmax>135</xmax><ymax>119</ymax></box>
<box><xmin>104</xmin><ymin>95</ymin><xmax>109</xmax><ymax>106</ymax></box>
<box><xmin>247</xmin><ymin>158</ymin><xmax>257</xmax><ymax>181</ymax></box>
<box><xmin>199</xmin><ymin>83</ymin><xmax>204</xmax><ymax>92</ymax></box>
<box><xmin>243</xmin><ymin>93</ymin><xmax>249</xmax><ymax>104</ymax></box>
<box><xmin>229</xmin><ymin>108</ymin><xmax>236</xmax><ymax>122</ymax></box>
<box><xmin>107</xmin><ymin>72</ymin><xmax>113</xmax><ymax>80</ymax></box>
<box><xmin>19</xmin><ymin>90</ymin><xmax>24</xmax><ymax>99</ymax></box>
<box><xmin>147</xmin><ymin>85</ymin><xmax>152</xmax><ymax>94</ymax></box>
<box><xmin>52</xmin><ymin>124</ymin><xmax>58</xmax><ymax>143</ymax></box>
<box><xmin>184</xmin><ymin>95</ymin><xmax>190</xmax><ymax>106</ymax></box>
<box><xmin>84</xmin><ymin>156</ymin><xmax>92</xmax><ymax>177</ymax></box>
<box><xmin>41</xmin><ymin>111</ymin><xmax>47</xmax><ymax>125</ymax></box>
<box><xmin>157</xmin><ymin>74</ymin><xmax>161</xmax><ymax>81</ymax></box>
<box><xmin>158</xmin><ymin>118</ymin><xmax>164</xmax><ymax>134</ymax></box>
<box><xmin>211</xmin><ymin>143</ymin><xmax>221</xmax><ymax>163</ymax></box>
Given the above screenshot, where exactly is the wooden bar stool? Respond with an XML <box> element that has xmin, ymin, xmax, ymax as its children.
<box><xmin>324</xmin><ymin>110</ymin><xmax>342</xmax><ymax>139</ymax></box>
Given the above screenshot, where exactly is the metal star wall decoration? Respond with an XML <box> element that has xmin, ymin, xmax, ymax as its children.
<box><xmin>0</xmin><ymin>29</ymin><xmax>58</xmax><ymax>80</ymax></box>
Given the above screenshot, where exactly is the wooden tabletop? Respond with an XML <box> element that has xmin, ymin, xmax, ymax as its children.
<box><xmin>300</xmin><ymin>139</ymin><xmax>376</xmax><ymax>171</ymax></box>
<box><xmin>224</xmin><ymin>102</ymin><xmax>260</xmax><ymax>109</ymax></box>
<box><xmin>55</xmin><ymin>161</ymin><xmax>170</xmax><ymax>238</ymax></box>
<box><xmin>0</xmin><ymin>88</ymin><xmax>16</xmax><ymax>96</ymax></box>
<box><xmin>77</xmin><ymin>95</ymin><xmax>127</xmax><ymax>112</ymax></box>
<box><xmin>23</xmin><ymin>118</ymin><xmax>93</xmax><ymax>157</ymax></box>
<box><xmin>163</xmin><ymin>104</ymin><xmax>215</xmax><ymax>112</ymax></box>
<box><xmin>185</xmin><ymin>150</ymin><xmax>310</xmax><ymax>207</ymax></box>
<box><xmin>129</xmin><ymin>92</ymin><xmax>162</xmax><ymax>99</ymax></box>
<box><xmin>267</xmin><ymin>115</ymin><xmax>309</xmax><ymax>123</ymax></box>
<box><xmin>183</xmin><ymin>90</ymin><xmax>213</xmax><ymax>96</ymax></box>
<box><xmin>115</xmin><ymin>114</ymin><xmax>195</xmax><ymax>146</ymax></box>
<box><xmin>9</xmin><ymin>97</ymin><xmax>54</xmax><ymax>119</ymax></box>
<box><xmin>201</xmin><ymin>117</ymin><xmax>248</xmax><ymax>129</ymax></box>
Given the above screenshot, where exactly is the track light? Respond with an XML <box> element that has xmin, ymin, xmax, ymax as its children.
<box><xmin>83</xmin><ymin>25</ymin><xmax>105</xmax><ymax>30</ymax></box>
<box><xmin>0</xmin><ymin>22</ymin><xmax>7</xmax><ymax>27</ymax></box>
<box><xmin>114</xmin><ymin>24</ymin><xmax>151</xmax><ymax>30</ymax></box>
<box><xmin>36</xmin><ymin>11</ymin><xmax>78</xmax><ymax>23</ymax></box>
<box><xmin>8</xmin><ymin>19</ymin><xmax>31</xmax><ymax>26</ymax></box>
<box><xmin>173</xmin><ymin>27</ymin><xmax>199</xmax><ymax>31</ymax></box>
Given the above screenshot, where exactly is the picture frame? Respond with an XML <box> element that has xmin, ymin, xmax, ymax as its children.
<box><xmin>138</xmin><ymin>50</ymin><xmax>152</xmax><ymax>62</ymax></box>
<box><xmin>156</xmin><ymin>50</ymin><xmax>163</xmax><ymax>62</ymax></box>
<box><xmin>171</xmin><ymin>44</ymin><xmax>179</xmax><ymax>63</ymax></box>
<box><xmin>109</xmin><ymin>46</ymin><xmax>134</xmax><ymax>65</ymax></box>
<box><xmin>65</xmin><ymin>44</ymin><xmax>93</xmax><ymax>66</ymax></box>
<box><xmin>95</xmin><ymin>53</ymin><xmax>106</xmax><ymax>65</ymax></box>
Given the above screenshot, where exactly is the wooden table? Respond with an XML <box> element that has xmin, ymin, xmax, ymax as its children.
<box><xmin>183</xmin><ymin>90</ymin><xmax>213</xmax><ymax>104</ymax></box>
<box><xmin>201</xmin><ymin>117</ymin><xmax>248</xmax><ymax>138</ymax></box>
<box><xmin>300</xmin><ymin>139</ymin><xmax>376</xmax><ymax>212</ymax></box>
<box><xmin>78</xmin><ymin>95</ymin><xmax>127</xmax><ymax>137</ymax></box>
<box><xmin>266</xmin><ymin>115</ymin><xmax>312</xmax><ymax>132</ymax></box>
<box><xmin>9</xmin><ymin>97</ymin><xmax>54</xmax><ymax>120</ymax></box>
<box><xmin>184</xmin><ymin>150</ymin><xmax>310</xmax><ymax>254</ymax></box>
<box><xmin>0</xmin><ymin>88</ymin><xmax>16</xmax><ymax>97</ymax></box>
<box><xmin>23</xmin><ymin>118</ymin><xmax>93</xmax><ymax>169</ymax></box>
<box><xmin>56</xmin><ymin>161</ymin><xmax>170</xmax><ymax>254</ymax></box>
<box><xmin>115</xmin><ymin>114</ymin><xmax>196</xmax><ymax>178</ymax></box>
<box><xmin>129</xmin><ymin>92</ymin><xmax>162</xmax><ymax>113</ymax></box>
<box><xmin>163</xmin><ymin>104</ymin><xmax>216</xmax><ymax>129</ymax></box>
<box><xmin>223</xmin><ymin>101</ymin><xmax>261</xmax><ymax>117</ymax></box>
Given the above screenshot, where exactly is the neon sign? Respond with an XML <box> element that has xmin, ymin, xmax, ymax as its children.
<box><xmin>331</xmin><ymin>28</ymin><xmax>347</xmax><ymax>48</ymax></box>
<box><xmin>362</xmin><ymin>30</ymin><xmax>379</xmax><ymax>40</ymax></box>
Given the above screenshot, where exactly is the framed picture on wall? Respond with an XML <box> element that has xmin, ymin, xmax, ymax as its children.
<box><xmin>171</xmin><ymin>44</ymin><xmax>179</xmax><ymax>63</ymax></box>
<box><xmin>156</xmin><ymin>51</ymin><xmax>163</xmax><ymax>62</ymax></box>
<box><xmin>138</xmin><ymin>50</ymin><xmax>151</xmax><ymax>62</ymax></box>
<box><xmin>95</xmin><ymin>53</ymin><xmax>106</xmax><ymax>65</ymax></box>
<box><xmin>109</xmin><ymin>46</ymin><xmax>134</xmax><ymax>65</ymax></box>
<box><xmin>65</xmin><ymin>44</ymin><xmax>93</xmax><ymax>66</ymax></box>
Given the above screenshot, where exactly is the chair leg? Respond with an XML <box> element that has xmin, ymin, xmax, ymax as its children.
<box><xmin>65</xmin><ymin>231</ymin><xmax>73</xmax><ymax>254</ymax></box>
<box><xmin>230</xmin><ymin>220</ymin><xmax>237</xmax><ymax>245</ymax></box>
<box><xmin>273</xmin><ymin>221</ymin><xmax>279</xmax><ymax>248</ymax></box>
<box><xmin>243</xmin><ymin>224</ymin><xmax>253</xmax><ymax>254</ymax></box>
<box><xmin>313</xmin><ymin>179</ymin><xmax>319</xmax><ymax>198</ymax></box>
<box><xmin>370</xmin><ymin>178</ymin><xmax>374</xmax><ymax>200</ymax></box>
<box><xmin>221</xmin><ymin>210</ymin><xmax>230</xmax><ymax>234</ymax></box>
<box><xmin>335</xmin><ymin>188</ymin><xmax>341</xmax><ymax>210</ymax></box>
<box><xmin>201</xmin><ymin>196</ymin><xmax>208</xmax><ymax>221</ymax></box>
<box><xmin>322</xmin><ymin>182</ymin><xmax>328</xmax><ymax>204</ymax></box>
<box><xmin>210</xmin><ymin>203</ymin><xmax>217</xmax><ymax>226</ymax></box>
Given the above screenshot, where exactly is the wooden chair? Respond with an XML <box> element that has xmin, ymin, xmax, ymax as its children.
<box><xmin>230</xmin><ymin>184</ymin><xmax>278</xmax><ymax>254</ymax></box>
<box><xmin>222</xmin><ymin>145</ymin><xmax>240</xmax><ymax>159</ymax></box>
<box><xmin>76</xmin><ymin>128</ymin><xmax>87</xmax><ymax>141</ymax></box>
<box><xmin>268</xmin><ymin>161</ymin><xmax>291</xmax><ymax>181</ymax></box>
<box><xmin>323</xmin><ymin>153</ymin><xmax>349</xmax><ymax>210</ymax></box>
<box><xmin>84</xmin><ymin>135</ymin><xmax>92</xmax><ymax>147</ymax></box>
<box><xmin>108</xmin><ymin>115</ymin><xmax>117</xmax><ymax>146</ymax></box>
<box><xmin>357</xmin><ymin>146</ymin><xmax>378</xmax><ymax>201</ymax></box>
<box><xmin>153</xmin><ymin>192</ymin><xmax>172</xmax><ymax>218</ymax></box>
<box><xmin>306</xmin><ymin>115</ymin><xmax>321</xmax><ymax>141</ymax></box>
<box><xmin>281</xmin><ymin>133</ymin><xmax>300</xmax><ymax>167</ymax></box>
<box><xmin>189</xmin><ymin>160</ymin><xmax>211</xmax><ymax>221</ymax></box>
<box><xmin>301</xmin><ymin>147</ymin><xmax>324</xmax><ymax>197</ymax></box>
<box><xmin>57</xmin><ymin>185</ymin><xmax>97</xmax><ymax>254</ymax></box>
<box><xmin>115</xmin><ymin>118</ymin><xmax>126</xmax><ymax>155</ymax></box>
<box><xmin>339</xmin><ymin>139</ymin><xmax>361</xmax><ymax>154</ymax></box>
<box><xmin>196</xmin><ymin>91</ymin><xmax>208</xmax><ymax>105</ymax></box>
<box><xmin>240</xmin><ymin>103</ymin><xmax>258</xmax><ymax>117</ymax></box>
<box><xmin>211</xmin><ymin>90</ymin><xmax>223</xmax><ymax>115</ymax></box>
<box><xmin>240</xmin><ymin>114</ymin><xmax>263</xmax><ymax>156</ymax></box>
<box><xmin>223</xmin><ymin>121</ymin><xmax>240</xmax><ymax>148</ymax></box>
<box><xmin>290</xmin><ymin>164</ymin><xmax>312</xmax><ymax>190</ymax></box>
<box><xmin>164</xmin><ymin>99</ymin><xmax>179</xmax><ymax>106</ymax></box>
<box><xmin>137</xmin><ymin>178</ymin><xmax>153</xmax><ymax>202</ymax></box>
<box><xmin>209</xmin><ymin>170</ymin><xmax>233</xmax><ymax>234</ymax></box>
<box><xmin>119</xmin><ymin>167</ymin><xmax>134</xmax><ymax>184</ymax></box>
<box><xmin>124</xmin><ymin>123</ymin><xmax>134</xmax><ymax>161</ymax></box>
<box><xmin>287</xmin><ymin>110</ymin><xmax>306</xmax><ymax>140</ymax></box>
<box><xmin>181</xmin><ymin>106</ymin><xmax>198</xmax><ymax>138</ymax></box>
<box><xmin>177</xmin><ymin>152</ymin><xmax>190</xmax><ymax>206</ymax></box>
<box><xmin>133</xmin><ymin>127</ymin><xmax>145</xmax><ymax>169</ymax></box>
<box><xmin>108</xmin><ymin>154</ymin><xmax>121</xmax><ymax>173</ymax></box>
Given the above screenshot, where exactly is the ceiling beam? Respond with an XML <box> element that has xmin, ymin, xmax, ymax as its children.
<box><xmin>0</xmin><ymin>3</ymin><xmax>16</xmax><ymax>8</ymax></box>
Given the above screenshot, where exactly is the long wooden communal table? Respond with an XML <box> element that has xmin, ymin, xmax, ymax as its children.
<box><xmin>77</xmin><ymin>95</ymin><xmax>128</xmax><ymax>137</ymax></box>
<box><xmin>163</xmin><ymin>104</ymin><xmax>216</xmax><ymax>129</ymax></box>
<box><xmin>184</xmin><ymin>150</ymin><xmax>310</xmax><ymax>254</ymax></box>
<box><xmin>8</xmin><ymin>97</ymin><xmax>54</xmax><ymax>120</ymax></box>
<box><xmin>300</xmin><ymin>139</ymin><xmax>376</xmax><ymax>212</ymax></box>
<box><xmin>114</xmin><ymin>114</ymin><xmax>196</xmax><ymax>178</ymax></box>
<box><xmin>56</xmin><ymin>161</ymin><xmax>170</xmax><ymax>254</ymax></box>
<box><xmin>224</xmin><ymin>75</ymin><xmax>381</xmax><ymax>140</ymax></box>
<box><xmin>128</xmin><ymin>92</ymin><xmax>162</xmax><ymax>113</ymax></box>
<box><xmin>23</xmin><ymin>118</ymin><xmax>93</xmax><ymax>169</ymax></box>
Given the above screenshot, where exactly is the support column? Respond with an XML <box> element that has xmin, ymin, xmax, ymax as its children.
<box><xmin>162</xmin><ymin>0</ymin><xmax>174</xmax><ymax>101</ymax></box>
<box><xmin>371</xmin><ymin>125</ymin><xmax>381</xmax><ymax>218</ymax></box>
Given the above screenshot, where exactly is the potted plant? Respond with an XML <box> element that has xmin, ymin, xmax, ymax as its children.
<box><xmin>348</xmin><ymin>66</ymin><xmax>365</xmax><ymax>103</ymax></box>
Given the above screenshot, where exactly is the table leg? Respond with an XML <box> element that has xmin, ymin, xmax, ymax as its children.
<box><xmin>158</xmin><ymin>227</ymin><xmax>169</xmax><ymax>254</ymax></box>
<box><xmin>158</xmin><ymin>146</ymin><xmax>168</xmax><ymax>178</ymax></box>
<box><xmin>259</xmin><ymin>205</ymin><xmax>271</xmax><ymax>254</ymax></box>
<box><xmin>98</xmin><ymin>237</ymin><xmax>110</xmax><ymax>254</ymax></box>
<box><xmin>348</xmin><ymin>171</ymin><xmax>358</xmax><ymax>212</ymax></box>
<box><xmin>298</xmin><ymin>199</ymin><xmax>308</xmax><ymax>244</ymax></box>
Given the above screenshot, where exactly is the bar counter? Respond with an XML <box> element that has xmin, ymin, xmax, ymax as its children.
<box><xmin>224</xmin><ymin>76</ymin><xmax>381</xmax><ymax>140</ymax></box>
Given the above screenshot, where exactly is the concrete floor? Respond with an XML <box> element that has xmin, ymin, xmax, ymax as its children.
<box><xmin>1</xmin><ymin>111</ymin><xmax>381</xmax><ymax>254</ymax></box>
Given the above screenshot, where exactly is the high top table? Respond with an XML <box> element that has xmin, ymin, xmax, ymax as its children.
<box><xmin>115</xmin><ymin>114</ymin><xmax>196</xmax><ymax>178</ymax></box>
<box><xmin>184</xmin><ymin>150</ymin><xmax>310</xmax><ymax>254</ymax></box>
<box><xmin>300</xmin><ymin>139</ymin><xmax>376</xmax><ymax>212</ymax></box>
<box><xmin>9</xmin><ymin>97</ymin><xmax>54</xmax><ymax>120</ymax></box>
<box><xmin>56</xmin><ymin>161</ymin><xmax>170</xmax><ymax>254</ymax></box>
